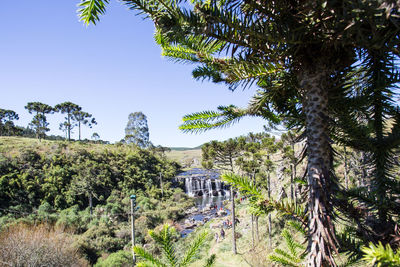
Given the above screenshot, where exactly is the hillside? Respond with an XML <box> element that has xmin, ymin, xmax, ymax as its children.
<box><xmin>0</xmin><ymin>136</ymin><xmax>114</xmax><ymax>156</ymax></box>
<box><xmin>166</xmin><ymin>148</ymin><xmax>202</xmax><ymax>169</ymax></box>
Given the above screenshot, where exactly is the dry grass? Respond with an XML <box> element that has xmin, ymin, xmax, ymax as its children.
<box><xmin>0</xmin><ymin>136</ymin><xmax>133</xmax><ymax>157</ymax></box>
<box><xmin>0</xmin><ymin>223</ymin><xmax>87</xmax><ymax>267</ymax></box>
<box><xmin>166</xmin><ymin>149</ymin><xmax>202</xmax><ymax>169</ymax></box>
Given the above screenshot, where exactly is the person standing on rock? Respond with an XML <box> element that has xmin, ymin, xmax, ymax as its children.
<box><xmin>215</xmin><ymin>232</ymin><xmax>219</xmax><ymax>243</ymax></box>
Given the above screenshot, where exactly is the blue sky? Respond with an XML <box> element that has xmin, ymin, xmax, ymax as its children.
<box><xmin>0</xmin><ymin>1</ymin><xmax>266</xmax><ymax>147</ymax></box>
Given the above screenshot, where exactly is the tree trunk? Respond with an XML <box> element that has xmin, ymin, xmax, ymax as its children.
<box><xmin>78</xmin><ymin>121</ymin><xmax>81</xmax><ymax>141</ymax></box>
<box><xmin>251</xmin><ymin>171</ymin><xmax>256</xmax><ymax>248</ymax></box>
<box><xmin>251</xmin><ymin>214</ymin><xmax>255</xmax><ymax>248</ymax></box>
<box><xmin>298</xmin><ymin>65</ymin><xmax>337</xmax><ymax>267</ymax></box>
<box><xmin>267</xmin><ymin>169</ymin><xmax>272</xmax><ymax>247</ymax></box>
<box><xmin>255</xmin><ymin>216</ymin><xmax>259</xmax><ymax>242</ymax></box>
<box><xmin>231</xmin><ymin>187</ymin><xmax>237</xmax><ymax>254</ymax></box>
<box><xmin>89</xmin><ymin>193</ymin><xmax>93</xmax><ymax>217</ymax></box>
<box><xmin>290</xmin><ymin>164</ymin><xmax>294</xmax><ymax>201</ymax></box>
<box><xmin>67</xmin><ymin>114</ymin><xmax>71</xmax><ymax>141</ymax></box>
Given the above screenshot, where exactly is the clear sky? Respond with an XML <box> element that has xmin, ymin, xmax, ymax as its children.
<box><xmin>0</xmin><ymin>1</ymin><xmax>266</xmax><ymax>147</ymax></box>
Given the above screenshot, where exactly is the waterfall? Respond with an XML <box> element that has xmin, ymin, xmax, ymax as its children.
<box><xmin>180</xmin><ymin>168</ymin><xmax>229</xmax><ymax>198</ymax></box>
<box><xmin>206</xmin><ymin>179</ymin><xmax>212</xmax><ymax>196</ymax></box>
<box><xmin>215</xmin><ymin>180</ymin><xmax>221</xmax><ymax>196</ymax></box>
<box><xmin>195</xmin><ymin>180</ymin><xmax>200</xmax><ymax>196</ymax></box>
<box><xmin>185</xmin><ymin>177</ymin><xmax>195</xmax><ymax>197</ymax></box>
<box><xmin>200</xmin><ymin>179</ymin><xmax>206</xmax><ymax>197</ymax></box>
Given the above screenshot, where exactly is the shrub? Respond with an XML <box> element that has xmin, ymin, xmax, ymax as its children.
<box><xmin>0</xmin><ymin>223</ymin><xmax>85</xmax><ymax>266</ymax></box>
<box><xmin>94</xmin><ymin>250</ymin><xmax>133</xmax><ymax>267</ymax></box>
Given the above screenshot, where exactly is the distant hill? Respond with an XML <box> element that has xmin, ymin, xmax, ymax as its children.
<box><xmin>165</xmin><ymin>148</ymin><xmax>202</xmax><ymax>169</ymax></box>
<box><xmin>0</xmin><ymin>136</ymin><xmax>203</xmax><ymax>169</ymax></box>
<box><xmin>169</xmin><ymin>145</ymin><xmax>202</xmax><ymax>151</ymax></box>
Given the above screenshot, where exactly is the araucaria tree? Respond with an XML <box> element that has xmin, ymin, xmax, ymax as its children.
<box><xmin>25</xmin><ymin>102</ymin><xmax>54</xmax><ymax>140</ymax></box>
<box><xmin>124</xmin><ymin>112</ymin><xmax>151</xmax><ymax>148</ymax></box>
<box><xmin>79</xmin><ymin>1</ymin><xmax>400</xmax><ymax>265</ymax></box>
<box><xmin>55</xmin><ymin>102</ymin><xmax>81</xmax><ymax>141</ymax></box>
<box><xmin>0</xmin><ymin>109</ymin><xmax>19</xmax><ymax>136</ymax></box>
<box><xmin>73</xmin><ymin>110</ymin><xmax>97</xmax><ymax>141</ymax></box>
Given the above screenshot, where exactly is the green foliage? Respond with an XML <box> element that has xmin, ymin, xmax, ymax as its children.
<box><xmin>78</xmin><ymin>0</ymin><xmax>109</xmax><ymax>26</ymax></box>
<box><xmin>201</xmin><ymin>137</ymin><xmax>244</xmax><ymax>172</ymax></box>
<box><xmin>0</xmin><ymin>108</ymin><xmax>19</xmax><ymax>136</ymax></box>
<box><xmin>222</xmin><ymin>172</ymin><xmax>307</xmax><ymax>224</ymax></box>
<box><xmin>268</xmin><ymin>228</ymin><xmax>305</xmax><ymax>266</ymax></box>
<box><xmin>221</xmin><ymin>173</ymin><xmax>261</xmax><ymax>198</ymax></box>
<box><xmin>124</xmin><ymin>112</ymin><xmax>151</xmax><ymax>148</ymax></box>
<box><xmin>94</xmin><ymin>250</ymin><xmax>133</xmax><ymax>267</ymax></box>
<box><xmin>361</xmin><ymin>242</ymin><xmax>400</xmax><ymax>267</ymax></box>
<box><xmin>75</xmin><ymin>222</ymin><xmax>125</xmax><ymax>264</ymax></box>
<box><xmin>134</xmin><ymin>224</ymin><xmax>215</xmax><ymax>267</ymax></box>
<box><xmin>73</xmin><ymin>110</ymin><xmax>97</xmax><ymax>141</ymax></box>
<box><xmin>0</xmin><ymin>143</ymin><xmax>180</xmax><ymax>213</ymax></box>
<box><xmin>25</xmin><ymin>102</ymin><xmax>54</xmax><ymax>140</ymax></box>
<box><xmin>180</xmin><ymin>106</ymin><xmax>248</xmax><ymax>133</ymax></box>
<box><xmin>55</xmin><ymin>102</ymin><xmax>81</xmax><ymax>141</ymax></box>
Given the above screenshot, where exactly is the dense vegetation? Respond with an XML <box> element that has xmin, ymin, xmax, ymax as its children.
<box><xmin>0</xmin><ymin>137</ymin><xmax>194</xmax><ymax>265</ymax></box>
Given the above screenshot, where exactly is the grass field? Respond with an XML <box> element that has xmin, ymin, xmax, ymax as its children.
<box><xmin>0</xmin><ymin>136</ymin><xmax>202</xmax><ymax>168</ymax></box>
<box><xmin>166</xmin><ymin>148</ymin><xmax>202</xmax><ymax>169</ymax></box>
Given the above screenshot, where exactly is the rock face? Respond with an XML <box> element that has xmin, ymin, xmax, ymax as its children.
<box><xmin>176</xmin><ymin>168</ymin><xmax>230</xmax><ymax>197</ymax></box>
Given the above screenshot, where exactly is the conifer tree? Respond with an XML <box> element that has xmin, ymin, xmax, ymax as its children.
<box><xmin>55</xmin><ymin>102</ymin><xmax>81</xmax><ymax>141</ymax></box>
<box><xmin>124</xmin><ymin>112</ymin><xmax>151</xmax><ymax>148</ymax></box>
<box><xmin>25</xmin><ymin>102</ymin><xmax>54</xmax><ymax>140</ymax></box>
<box><xmin>73</xmin><ymin>110</ymin><xmax>97</xmax><ymax>141</ymax></box>
<box><xmin>0</xmin><ymin>109</ymin><xmax>19</xmax><ymax>136</ymax></box>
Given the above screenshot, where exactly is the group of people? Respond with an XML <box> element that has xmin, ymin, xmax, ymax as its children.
<box><xmin>222</xmin><ymin>218</ymin><xmax>233</xmax><ymax>228</ymax></box>
<box><xmin>214</xmin><ymin>228</ymin><xmax>225</xmax><ymax>243</ymax></box>
<box><xmin>214</xmin><ymin>218</ymin><xmax>241</xmax><ymax>243</ymax></box>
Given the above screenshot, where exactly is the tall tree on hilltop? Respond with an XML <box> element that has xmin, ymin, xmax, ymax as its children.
<box><xmin>91</xmin><ymin>132</ymin><xmax>100</xmax><ymax>142</ymax></box>
<box><xmin>0</xmin><ymin>109</ymin><xmax>19</xmax><ymax>136</ymax></box>
<box><xmin>124</xmin><ymin>112</ymin><xmax>151</xmax><ymax>148</ymax></box>
<box><xmin>73</xmin><ymin>110</ymin><xmax>97</xmax><ymax>141</ymax></box>
<box><xmin>79</xmin><ymin>1</ymin><xmax>400</xmax><ymax>265</ymax></box>
<box><xmin>25</xmin><ymin>102</ymin><xmax>54</xmax><ymax>140</ymax></box>
<box><xmin>55</xmin><ymin>102</ymin><xmax>81</xmax><ymax>141</ymax></box>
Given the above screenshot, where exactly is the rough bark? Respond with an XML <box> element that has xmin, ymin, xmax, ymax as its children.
<box><xmin>298</xmin><ymin>63</ymin><xmax>337</xmax><ymax>267</ymax></box>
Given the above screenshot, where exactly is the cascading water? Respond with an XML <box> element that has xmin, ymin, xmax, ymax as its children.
<box><xmin>195</xmin><ymin>180</ymin><xmax>200</xmax><ymax>195</ymax></box>
<box><xmin>206</xmin><ymin>179</ymin><xmax>212</xmax><ymax>196</ymax></box>
<box><xmin>215</xmin><ymin>180</ymin><xmax>221</xmax><ymax>196</ymax></box>
<box><xmin>179</xmin><ymin>168</ymin><xmax>230</xmax><ymax>198</ymax></box>
<box><xmin>200</xmin><ymin>179</ymin><xmax>205</xmax><ymax>197</ymax></box>
<box><xmin>185</xmin><ymin>177</ymin><xmax>194</xmax><ymax>197</ymax></box>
